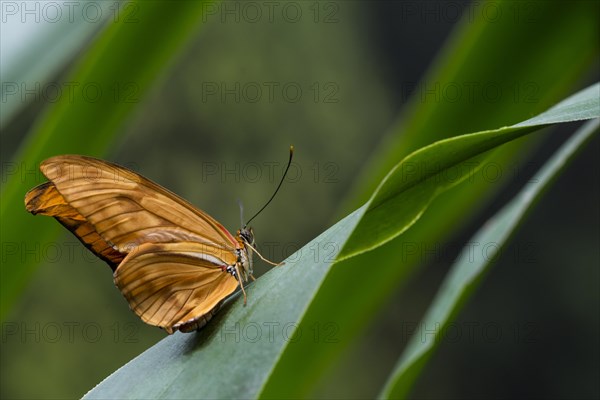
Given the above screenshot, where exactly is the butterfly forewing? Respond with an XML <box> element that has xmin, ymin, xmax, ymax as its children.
<box><xmin>39</xmin><ymin>155</ymin><xmax>239</xmax><ymax>253</ymax></box>
<box><xmin>114</xmin><ymin>242</ymin><xmax>239</xmax><ymax>334</ymax></box>
<box><xmin>25</xmin><ymin>181</ymin><xmax>125</xmax><ymax>269</ymax></box>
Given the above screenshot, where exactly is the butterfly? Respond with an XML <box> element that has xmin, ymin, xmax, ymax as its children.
<box><xmin>24</xmin><ymin>148</ymin><xmax>292</xmax><ymax>334</ymax></box>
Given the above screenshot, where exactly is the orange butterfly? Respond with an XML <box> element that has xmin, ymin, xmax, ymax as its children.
<box><xmin>24</xmin><ymin>149</ymin><xmax>292</xmax><ymax>334</ymax></box>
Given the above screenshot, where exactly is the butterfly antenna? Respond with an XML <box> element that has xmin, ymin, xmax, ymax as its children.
<box><xmin>244</xmin><ymin>145</ymin><xmax>294</xmax><ymax>227</ymax></box>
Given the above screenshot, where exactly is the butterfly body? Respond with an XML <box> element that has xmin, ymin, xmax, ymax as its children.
<box><xmin>25</xmin><ymin>155</ymin><xmax>256</xmax><ymax>334</ymax></box>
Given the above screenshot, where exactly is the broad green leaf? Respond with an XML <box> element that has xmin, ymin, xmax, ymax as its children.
<box><xmin>338</xmin><ymin>83</ymin><xmax>600</xmax><ymax>261</ymax></box>
<box><xmin>379</xmin><ymin>118</ymin><xmax>599</xmax><ymax>399</ymax></box>
<box><xmin>0</xmin><ymin>0</ymin><xmax>214</xmax><ymax>321</ymax></box>
<box><xmin>263</xmin><ymin>2</ymin><xmax>599</xmax><ymax>396</ymax></box>
<box><xmin>84</xmin><ymin>207</ymin><xmax>366</xmax><ymax>399</ymax></box>
<box><xmin>85</xmin><ymin>84</ymin><xmax>599</xmax><ymax>400</ymax></box>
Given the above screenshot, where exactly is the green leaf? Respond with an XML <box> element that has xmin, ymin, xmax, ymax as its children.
<box><xmin>1</xmin><ymin>0</ymin><xmax>213</xmax><ymax>321</ymax></box>
<box><xmin>338</xmin><ymin>83</ymin><xmax>600</xmax><ymax>261</ymax></box>
<box><xmin>84</xmin><ymin>207</ymin><xmax>366</xmax><ymax>399</ymax></box>
<box><xmin>85</xmin><ymin>84</ymin><xmax>599</xmax><ymax>399</ymax></box>
<box><xmin>379</xmin><ymin>118</ymin><xmax>599</xmax><ymax>399</ymax></box>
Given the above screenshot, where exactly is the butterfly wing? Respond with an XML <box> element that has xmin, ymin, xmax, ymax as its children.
<box><xmin>25</xmin><ymin>182</ymin><xmax>125</xmax><ymax>269</ymax></box>
<box><xmin>25</xmin><ymin>155</ymin><xmax>244</xmax><ymax>333</ymax></box>
<box><xmin>114</xmin><ymin>241</ymin><xmax>239</xmax><ymax>334</ymax></box>
<box><xmin>25</xmin><ymin>155</ymin><xmax>240</xmax><ymax>266</ymax></box>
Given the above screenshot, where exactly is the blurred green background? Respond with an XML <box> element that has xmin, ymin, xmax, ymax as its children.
<box><xmin>1</xmin><ymin>1</ymin><xmax>598</xmax><ymax>399</ymax></box>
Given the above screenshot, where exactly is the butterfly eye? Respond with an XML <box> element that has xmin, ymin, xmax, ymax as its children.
<box><xmin>240</xmin><ymin>227</ymin><xmax>255</xmax><ymax>246</ymax></box>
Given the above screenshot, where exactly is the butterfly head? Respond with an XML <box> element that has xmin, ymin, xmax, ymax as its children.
<box><xmin>237</xmin><ymin>226</ymin><xmax>255</xmax><ymax>280</ymax></box>
<box><xmin>239</xmin><ymin>226</ymin><xmax>255</xmax><ymax>247</ymax></box>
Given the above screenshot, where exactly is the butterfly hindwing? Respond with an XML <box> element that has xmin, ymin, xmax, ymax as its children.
<box><xmin>114</xmin><ymin>241</ymin><xmax>239</xmax><ymax>334</ymax></box>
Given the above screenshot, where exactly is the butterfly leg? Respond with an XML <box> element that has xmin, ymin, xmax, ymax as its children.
<box><xmin>235</xmin><ymin>263</ymin><xmax>248</xmax><ymax>305</ymax></box>
<box><xmin>245</xmin><ymin>242</ymin><xmax>284</xmax><ymax>267</ymax></box>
